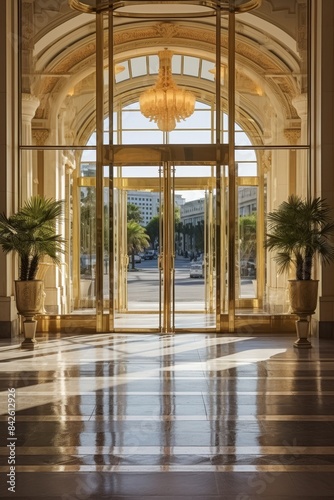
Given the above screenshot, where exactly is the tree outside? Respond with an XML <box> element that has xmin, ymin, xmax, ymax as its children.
<box><xmin>239</xmin><ymin>213</ymin><xmax>257</xmax><ymax>277</ymax></box>
<box><xmin>127</xmin><ymin>203</ymin><xmax>143</xmax><ymax>224</ymax></box>
<box><xmin>127</xmin><ymin>220</ymin><xmax>150</xmax><ymax>270</ymax></box>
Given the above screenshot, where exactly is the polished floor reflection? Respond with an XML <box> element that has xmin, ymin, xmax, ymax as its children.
<box><xmin>1</xmin><ymin>333</ymin><xmax>334</xmax><ymax>499</ymax></box>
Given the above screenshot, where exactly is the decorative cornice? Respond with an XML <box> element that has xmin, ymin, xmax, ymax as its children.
<box><xmin>21</xmin><ymin>94</ymin><xmax>40</xmax><ymax>119</ymax></box>
<box><xmin>284</xmin><ymin>128</ymin><xmax>301</xmax><ymax>145</ymax></box>
<box><xmin>260</xmin><ymin>150</ymin><xmax>272</xmax><ymax>173</ymax></box>
<box><xmin>154</xmin><ymin>23</ymin><xmax>181</xmax><ymax>39</ymax></box>
<box><xmin>62</xmin><ymin>151</ymin><xmax>76</xmax><ymax>172</ymax></box>
<box><xmin>21</xmin><ymin>1</ymin><xmax>34</xmax><ymax>45</ymax></box>
<box><xmin>33</xmin><ymin>21</ymin><xmax>300</xmax><ymax>125</ymax></box>
<box><xmin>32</xmin><ymin>129</ymin><xmax>49</xmax><ymax>145</ymax></box>
<box><xmin>236</xmin><ymin>71</ymin><xmax>261</xmax><ymax>95</ymax></box>
<box><xmin>22</xmin><ymin>93</ymin><xmax>39</xmax><ymax>103</ymax></box>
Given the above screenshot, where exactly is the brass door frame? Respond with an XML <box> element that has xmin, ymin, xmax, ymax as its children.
<box><xmin>40</xmin><ymin>145</ymin><xmax>298</xmax><ymax>334</ymax></box>
<box><xmin>108</xmin><ymin>145</ymin><xmax>228</xmax><ymax>333</ymax></box>
<box><xmin>72</xmin><ymin>143</ymin><xmax>267</xmax><ymax>333</ymax></box>
<box><xmin>163</xmin><ymin>162</ymin><xmax>174</xmax><ymax>333</ymax></box>
<box><xmin>112</xmin><ymin>163</ymin><xmax>164</xmax><ymax>331</ymax></box>
<box><xmin>172</xmin><ymin>163</ymin><xmax>217</xmax><ymax>332</ymax></box>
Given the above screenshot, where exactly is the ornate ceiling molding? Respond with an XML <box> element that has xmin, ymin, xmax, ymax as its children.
<box><xmin>284</xmin><ymin>128</ymin><xmax>301</xmax><ymax>145</ymax></box>
<box><xmin>32</xmin><ymin>19</ymin><xmax>300</xmax><ymax>129</ymax></box>
<box><xmin>32</xmin><ymin>129</ymin><xmax>50</xmax><ymax>146</ymax></box>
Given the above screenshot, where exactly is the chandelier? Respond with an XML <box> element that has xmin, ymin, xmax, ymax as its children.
<box><xmin>139</xmin><ymin>49</ymin><xmax>196</xmax><ymax>132</ymax></box>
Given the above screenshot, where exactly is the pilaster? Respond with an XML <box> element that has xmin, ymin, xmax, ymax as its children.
<box><xmin>0</xmin><ymin>0</ymin><xmax>19</xmax><ymax>338</ymax></box>
<box><xmin>316</xmin><ymin>0</ymin><xmax>334</xmax><ymax>338</ymax></box>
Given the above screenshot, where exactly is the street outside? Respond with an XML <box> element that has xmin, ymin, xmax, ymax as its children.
<box><xmin>125</xmin><ymin>256</ymin><xmax>255</xmax><ymax>307</ymax></box>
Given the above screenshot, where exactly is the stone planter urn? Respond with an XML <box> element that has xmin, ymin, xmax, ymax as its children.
<box><xmin>15</xmin><ymin>280</ymin><xmax>44</xmax><ymax>349</ymax></box>
<box><xmin>288</xmin><ymin>280</ymin><xmax>318</xmax><ymax>349</ymax></box>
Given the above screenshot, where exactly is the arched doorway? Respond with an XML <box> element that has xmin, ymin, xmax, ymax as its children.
<box><xmin>18</xmin><ymin>0</ymin><xmax>310</xmax><ymax>334</ymax></box>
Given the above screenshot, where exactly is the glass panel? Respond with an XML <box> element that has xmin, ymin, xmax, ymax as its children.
<box><xmin>118</xmin><ymin>36</ymin><xmax>217</xmax><ymax>143</ymax></box>
<box><xmin>79</xmin><ymin>185</ymin><xmax>97</xmax><ymax>310</ymax></box>
<box><xmin>220</xmin><ymin>165</ymin><xmax>229</xmax><ymax>316</ymax></box>
<box><xmin>169</xmin><ymin>131</ymin><xmax>212</xmax><ymax>144</ymax></box>
<box><xmin>174</xmin><ymin>164</ymin><xmax>216</xmax><ymax>330</ymax></box>
<box><xmin>131</xmin><ymin>56</ymin><xmax>147</xmax><ymax>78</ymax></box>
<box><xmin>264</xmin><ymin>148</ymin><xmax>309</xmax><ymax>314</ymax></box>
<box><xmin>237</xmin><ymin>186</ymin><xmax>257</xmax><ymax>300</ymax></box>
<box><xmin>18</xmin><ymin>148</ymin><xmax>87</xmax><ymax>316</ymax></box>
<box><xmin>148</xmin><ymin>55</ymin><xmax>159</xmax><ymax>74</ymax></box>
<box><xmin>17</xmin><ymin>0</ymin><xmax>311</xmax><ymax>334</ymax></box>
<box><xmin>121</xmin><ymin>104</ymin><xmax>213</xmax><ymax>144</ymax></box>
<box><xmin>183</xmin><ymin>56</ymin><xmax>200</xmax><ymax>77</ymax></box>
<box><xmin>172</xmin><ymin>55</ymin><xmax>182</xmax><ymax>74</ymax></box>
<box><xmin>113</xmin><ymin>165</ymin><xmax>161</xmax><ymax>330</ymax></box>
<box><xmin>20</xmin><ymin>2</ymin><xmax>96</xmax><ymax>147</ymax></box>
<box><xmin>122</xmin><ymin>131</ymin><xmax>164</xmax><ymax>144</ymax></box>
<box><xmin>116</xmin><ymin>61</ymin><xmax>130</xmax><ymax>83</ymax></box>
<box><xmin>201</xmin><ymin>60</ymin><xmax>215</xmax><ymax>81</ymax></box>
<box><xmin>237</xmin><ymin>1</ymin><xmax>310</xmax><ymax>146</ymax></box>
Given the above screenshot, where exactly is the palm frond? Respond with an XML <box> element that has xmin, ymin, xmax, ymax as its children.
<box><xmin>265</xmin><ymin>195</ymin><xmax>334</xmax><ymax>280</ymax></box>
<box><xmin>0</xmin><ymin>196</ymin><xmax>65</xmax><ymax>281</ymax></box>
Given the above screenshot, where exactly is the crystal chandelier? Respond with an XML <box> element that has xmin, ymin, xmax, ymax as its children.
<box><xmin>139</xmin><ymin>49</ymin><xmax>196</xmax><ymax>132</ymax></box>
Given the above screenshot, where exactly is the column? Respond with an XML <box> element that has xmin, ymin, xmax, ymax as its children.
<box><xmin>0</xmin><ymin>0</ymin><xmax>19</xmax><ymax>338</ymax></box>
<box><xmin>21</xmin><ymin>93</ymin><xmax>40</xmax><ymax>202</ymax></box>
<box><xmin>317</xmin><ymin>0</ymin><xmax>334</xmax><ymax>338</ymax></box>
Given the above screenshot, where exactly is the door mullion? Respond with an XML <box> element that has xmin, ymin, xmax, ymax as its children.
<box><xmin>171</xmin><ymin>163</ymin><xmax>175</xmax><ymax>333</ymax></box>
<box><xmin>162</xmin><ymin>162</ymin><xmax>173</xmax><ymax>333</ymax></box>
<box><xmin>159</xmin><ymin>164</ymin><xmax>163</xmax><ymax>333</ymax></box>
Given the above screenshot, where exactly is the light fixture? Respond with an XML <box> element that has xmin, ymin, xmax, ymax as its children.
<box><xmin>139</xmin><ymin>49</ymin><xmax>196</xmax><ymax>132</ymax></box>
<box><xmin>115</xmin><ymin>64</ymin><xmax>125</xmax><ymax>75</ymax></box>
<box><xmin>209</xmin><ymin>65</ymin><xmax>227</xmax><ymax>84</ymax></box>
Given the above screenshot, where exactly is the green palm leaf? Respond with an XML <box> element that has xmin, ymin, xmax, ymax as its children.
<box><xmin>0</xmin><ymin>196</ymin><xmax>65</xmax><ymax>280</ymax></box>
<box><xmin>265</xmin><ymin>195</ymin><xmax>334</xmax><ymax>280</ymax></box>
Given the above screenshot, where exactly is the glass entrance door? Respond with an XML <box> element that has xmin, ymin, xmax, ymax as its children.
<box><xmin>113</xmin><ymin>164</ymin><xmax>163</xmax><ymax>331</ymax></box>
<box><xmin>172</xmin><ymin>164</ymin><xmax>217</xmax><ymax>331</ymax></box>
<box><xmin>111</xmin><ymin>159</ymin><xmax>218</xmax><ymax>332</ymax></box>
<box><xmin>73</xmin><ymin>143</ymin><xmax>276</xmax><ymax>333</ymax></box>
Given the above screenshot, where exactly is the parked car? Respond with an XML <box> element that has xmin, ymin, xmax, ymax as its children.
<box><xmin>134</xmin><ymin>254</ymin><xmax>142</xmax><ymax>263</ymax></box>
<box><xmin>190</xmin><ymin>262</ymin><xmax>204</xmax><ymax>278</ymax></box>
<box><xmin>240</xmin><ymin>259</ymin><xmax>256</xmax><ymax>278</ymax></box>
<box><xmin>144</xmin><ymin>250</ymin><xmax>155</xmax><ymax>260</ymax></box>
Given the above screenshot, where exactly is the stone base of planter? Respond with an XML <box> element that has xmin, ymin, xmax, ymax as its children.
<box><xmin>21</xmin><ymin>319</ymin><xmax>38</xmax><ymax>350</ymax></box>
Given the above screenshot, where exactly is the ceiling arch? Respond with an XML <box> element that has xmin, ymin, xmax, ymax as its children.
<box><xmin>29</xmin><ymin>4</ymin><xmax>303</xmax><ymax>146</ymax></box>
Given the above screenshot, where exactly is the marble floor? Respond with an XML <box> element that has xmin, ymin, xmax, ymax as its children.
<box><xmin>1</xmin><ymin>332</ymin><xmax>334</xmax><ymax>499</ymax></box>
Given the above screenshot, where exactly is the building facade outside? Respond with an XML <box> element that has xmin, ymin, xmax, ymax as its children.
<box><xmin>128</xmin><ymin>191</ymin><xmax>185</xmax><ymax>227</ymax></box>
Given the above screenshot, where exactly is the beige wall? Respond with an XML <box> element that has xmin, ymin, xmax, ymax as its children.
<box><xmin>0</xmin><ymin>0</ymin><xmax>19</xmax><ymax>337</ymax></box>
<box><xmin>318</xmin><ymin>0</ymin><xmax>334</xmax><ymax>338</ymax></box>
<box><xmin>1</xmin><ymin>0</ymin><xmax>334</xmax><ymax>337</ymax></box>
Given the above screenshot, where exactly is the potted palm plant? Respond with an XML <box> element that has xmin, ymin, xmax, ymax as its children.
<box><xmin>0</xmin><ymin>195</ymin><xmax>65</xmax><ymax>349</ymax></box>
<box><xmin>265</xmin><ymin>194</ymin><xmax>334</xmax><ymax>348</ymax></box>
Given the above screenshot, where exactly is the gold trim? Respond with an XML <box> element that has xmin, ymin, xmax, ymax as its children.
<box><xmin>163</xmin><ymin>162</ymin><xmax>173</xmax><ymax>332</ymax></box>
<box><xmin>110</xmin><ymin>144</ymin><xmax>228</xmax><ymax>165</ymax></box>
<box><xmin>226</xmin><ymin>0</ymin><xmax>262</xmax><ymax>13</ymax></box>
<box><xmin>108</xmin><ymin>10</ymin><xmax>115</xmax><ymax>331</ymax></box>
<box><xmin>228</xmin><ymin>10</ymin><xmax>236</xmax><ymax>332</ymax></box>
<box><xmin>113</xmin><ymin>2</ymin><xmax>217</xmax><ymax>18</ymax></box>
<box><xmin>95</xmin><ymin>12</ymin><xmax>104</xmax><ymax>332</ymax></box>
<box><xmin>37</xmin><ymin>314</ymin><xmax>296</xmax><ymax>333</ymax></box>
<box><xmin>69</xmin><ymin>1</ymin><xmax>262</xmax><ymax>15</ymax></box>
<box><xmin>69</xmin><ymin>1</ymin><xmax>217</xmax><ymax>16</ymax></box>
<box><xmin>78</xmin><ymin>176</ymin><xmax>218</xmax><ymax>190</ymax></box>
